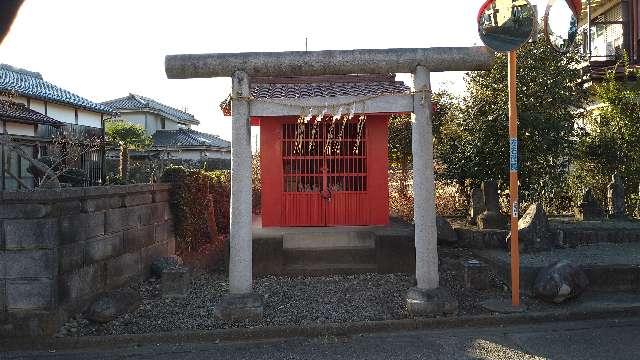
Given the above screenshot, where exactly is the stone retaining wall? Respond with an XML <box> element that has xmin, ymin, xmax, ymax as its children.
<box><xmin>554</xmin><ymin>221</ymin><xmax>640</xmax><ymax>248</ymax></box>
<box><xmin>0</xmin><ymin>184</ymin><xmax>175</xmax><ymax>337</ymax></box>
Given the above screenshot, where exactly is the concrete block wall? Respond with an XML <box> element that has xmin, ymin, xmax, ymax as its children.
<box><xmin>0</xmin><ymin>184</ymin><xmax>175</xmax><ymax>337</ymax></box>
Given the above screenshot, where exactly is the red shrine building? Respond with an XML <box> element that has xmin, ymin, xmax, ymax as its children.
<box><xmin>221</xmin><ymin>74</ymin><xmax>411</xmax><ymax>227</ymax></box>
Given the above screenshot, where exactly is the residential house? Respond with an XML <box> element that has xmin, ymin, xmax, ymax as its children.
<box><xmin>579</xmin><ymin>0</ymin><xmax>640</xmax><ymax>81</ymax></box>
<box><xmin>0</xmin><ymin>64</ymin><xmax>115</xmax><ymax>190</ymax></box>
<box><xmin>102</xmin><ymin>94</ymin><xmax>230</xmax><ymax>170</ymax></box>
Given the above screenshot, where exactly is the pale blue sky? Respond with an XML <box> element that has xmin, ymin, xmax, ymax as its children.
<box><xmin>0</xmin><ymin>0</ymin><xmax>548</xmax><ymax>140</ymax></box>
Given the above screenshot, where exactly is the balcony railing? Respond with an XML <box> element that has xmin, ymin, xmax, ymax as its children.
<box><xmin>36</xmin><ymin>124</ymin><xmax>103</xmax><ymax>140</ymax></box>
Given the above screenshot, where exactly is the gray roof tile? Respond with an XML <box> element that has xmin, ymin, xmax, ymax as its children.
<box><xmin>103</xmin><ymin>94</ymin><xmax>200</xmax><ymax>125</ymax></box>
<box><xmin>251</xmin><ymin>79</ymin><xmax>410</xmax><ymax>99</ymax></box>
<box><xmin>220</xmin><ymin>74</ymin><xmax>410</xmax><ymax>115</ymax></box>
<box><xmin>152</xmin><ymin>128</ymin><xmax>230</xmax><ymax>149</ymax></box>
<box><xmin>0</xmin><ymin>64</ymin><xmax>115</xmax><ymax>114</ymax></box>
<box><xmin>0</xmin><ymin>99</ymin><xmax>63</xmax><ymax>126</ymax></box>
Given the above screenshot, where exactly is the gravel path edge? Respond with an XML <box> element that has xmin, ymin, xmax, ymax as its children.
<box><xmin>3</xmin><ymin>303</ymin><xmax>640</xmax><ymax>353</ymax></box>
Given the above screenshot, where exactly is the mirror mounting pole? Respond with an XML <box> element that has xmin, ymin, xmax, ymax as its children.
<box><xmin>508</xmin><ymin>50</ymin><xmax>520</xmax><ymax>307</ymax></box>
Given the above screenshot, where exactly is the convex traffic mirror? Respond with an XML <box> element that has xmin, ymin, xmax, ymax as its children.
<box><xmin>478</xmin><ymin>0</ymin><xmax>537</xmax><ymax>52</ymax></box>
<box><xmin>544</xmin><ymin>0</ymin><xmax>580</xmax><ymax>53</ymax></box>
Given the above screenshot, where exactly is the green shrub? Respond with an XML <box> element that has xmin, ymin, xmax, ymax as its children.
<box><xmin>59</xmin><ymin>168</ymin><xmax>87</xmax><ymax>187</ymax></box>
<box><xmin>105</xmin><ymin>175</ymin><xmax>127</xmax><ymax>186</ymax></box>
<box><xmin>161</xmin><ymin>166</ymin><xmax>230</xmax><ymax>259</ymax></box>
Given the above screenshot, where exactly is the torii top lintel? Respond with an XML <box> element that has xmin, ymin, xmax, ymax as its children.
<box><xmin>165</xmin><ymin>46</ymin><xmax>494</xmax><ymax>79</ymax></box>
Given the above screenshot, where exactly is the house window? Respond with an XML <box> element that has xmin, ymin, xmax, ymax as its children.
<box><xmin>591</xmin><ymin>4</ymin><xmax>624</xmax><ymax>60</ymax></box>
<box><xmin>161</xmin><ymin>118</ymin><xmax>166</xmax><ymax>130</ymax></box>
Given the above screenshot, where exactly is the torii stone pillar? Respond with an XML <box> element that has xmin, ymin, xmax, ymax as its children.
<box><xmin>214</xmin><ymin>70</ymin><xmax>263</xmax><ymax>321</ymax></box>
<box><xmin>405</xmin><ymin>66</ymin><xmax>457</xmax><ymax>315</ymax></box>
<box><xmin>165</xmin><ymin>47</ymin><xmax>493</xmax><ymax>320</ymax></box>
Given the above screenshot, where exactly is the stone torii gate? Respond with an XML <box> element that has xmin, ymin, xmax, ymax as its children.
<box><xmin>165</xmin><ymin>47</ymin><xmax>493</xmax><ymax>320</ymax></box>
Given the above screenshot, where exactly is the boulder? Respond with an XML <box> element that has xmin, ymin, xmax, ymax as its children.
<box><xmin>534</xmin><ymin>260</ymin><xmax>589</xmax><ymax>303</ymax></box>
<box><xmin>86</xmin><ymin>288</ymin><xmax>141</xmax><ymax>323</ymax></box>
<box><xmin>507</xmin><ymin>203</ymin><xmax>555</xmax><ymax>253</ymax></box>
<box><xmin>150</xmin><ymin>255</ymin><xmax>183</xmax><ymax>278</ymax></box>
<box><xmin>436</xmin><ymin>216</ymin><xmax>458</xmax><ymax>245</ymax></box>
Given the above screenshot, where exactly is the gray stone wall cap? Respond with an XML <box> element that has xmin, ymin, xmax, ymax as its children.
<box><xmin>82</xmin><ymin>186</ymin><xmax>128</xmax><ymax>198</ymax></box>
<box><xmin>1</xmin><ymin>188</ymin><xmax>84</xmax><ymax>202</ymax></box>
<box><xmin>152</xmin><ymin>183</ymin><xmax>172</xmax><ymax>191</ymax></box>
<box><xmin>123</xmin><ymin>184</ymin><xmax>154</xmax><ymax>194</ymax></box>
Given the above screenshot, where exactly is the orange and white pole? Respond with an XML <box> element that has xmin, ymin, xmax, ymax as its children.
<box><xmin>508</xmin><ymin>51</ymin><xmax>520</xmax><ymax>306</ymax></box>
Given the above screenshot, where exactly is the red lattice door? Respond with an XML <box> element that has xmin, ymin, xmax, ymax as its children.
<box><xmin>281</xmin><ymin>121</ymin><xmax>368</xmax><ymax>226</ymax></box>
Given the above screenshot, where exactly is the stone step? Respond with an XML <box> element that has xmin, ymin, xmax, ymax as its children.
<box><xmin>284</xmin><ymin>263</ymin><xmax>378</xmax><ymax>276</ymax></box>
<box><xmin>284</xmin><ymin>247</ymin><xmax>377</xmax><ymax>266</ymax></box>
<box><xmin>283</xmin><ymin>231</ymin><xmax>375</xmax><ymax>250</ymax></box>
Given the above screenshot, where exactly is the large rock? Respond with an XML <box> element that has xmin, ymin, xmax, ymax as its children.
<box><xmin>150</xmin><ymin>255</ymin><xmax>183</xmax><ymax>278</ymax></box>
<box><xmin>436</xmin><ymin>216</ymin><xmax>458</xmax><ymax>245</ymax></box>
<box><xmin>534</xmin><ymin>260</ymin><xmax>589</xmax><ymax>303</ymax></box>
<box><xmin>86</xmin><ymin>288</ymin><xmax>141</xmax><ymax>323</ymax></box>
<box><xmin>507</xmin><ymin>203</ymin><xmax>555</xmax><ymax>253</ymax></box>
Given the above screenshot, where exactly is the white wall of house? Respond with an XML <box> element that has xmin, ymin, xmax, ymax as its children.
<box><xmin>77</xmin><ymin>109</ymin><xmax>102</xmax><ymax>128</ymax></box>
<box><xmin>174</xmin><ymin>149</ymin><xmax>230</xmax><ymax>160</ymax></box>
<box><xmin>29</xmin><ymin>99</ymin><xmax>45</xmax><ymax>114</ymax></box>
<box><xmin>118</xmin><ymin>111</ymin><xmax>147</xmax><ymax>130</ymax></box>
<box><xmin>119</xmin><ymin>111</ymin><xmax>183</xmax><ymax>135</ymax></box>
<box><xmin>47</xmin><ymin>102</ymin><xmax>75</xmax><ymax>124</ymax></box>
<box><xmin>205</xmin><ymin>149</ymin><xmax>230</xmax><ymax>159</ymax></box>
<box><xmin>160</xmin><ymin>114</ymin><xmax>180</xmax><ymax>131</ymax></box>
<box><xmin>146</xmin><ymin>113</ymin><xmax>160</xmax><ymax>134</ymax></box>
<box><xmin>5</xmin><ymin>122</ymin><xmax>35</xmax><ymax>136</ymax></box>
<box><xmin>153</xmin><ymin>148</ymin><xmax>230</xmax><ymax>161</ymax></box>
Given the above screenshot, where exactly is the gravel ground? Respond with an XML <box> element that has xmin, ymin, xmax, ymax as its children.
<box><xmin>57</xmin><ymin>249</ymin><xmax>544</xmax><ymax>337</ymax></box>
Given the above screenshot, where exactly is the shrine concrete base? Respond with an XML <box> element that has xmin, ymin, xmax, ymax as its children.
<box><xmin>251</xmin><ymin>216</ymin><xmax>415</xmax><ymax>276</ymax></box>
<box><xmin>406</xmin><ymin>287</ymin><xmax>458</xmax><ymax>316</ymax></box>
<box><xmin>214</xmin><ymin>293</ymin><xmax>264</xmax><ymax>322</ymax></box>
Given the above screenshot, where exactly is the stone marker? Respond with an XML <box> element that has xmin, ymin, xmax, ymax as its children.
<box><xmin>533</xmin><ymin>260</ymin><xmax>589</xmax><ymax>303</ymax></box>
<box><xmin>507</xmin><ymin>203</ymin><xmax>555</xmax><ymax>253</ymax></box>
<box><xmin>214</xmin><ymin>293</ymin><xmax>264</xmax><ymax>322</ymax></box>
<box><xmin>161</xmin><ymin>266</ymin><xmax>190</xmax><ymax>299</ymax></box>
<box><xmin>469</xmin><ymin>186</ymin><xmax>485</xmax><ymax>225</ymax></box>
<box><xmin>575</xmin><ymin>188</ymin><xmax>605</xmax><ymax>221</ymax></box>
<box><xmin>607</xmin><ymin>172</ymin><xmax>626</xmax><ymax>219</ymax></box>
<box><xmin>86</xmin><ymin>288</ymin><xmax>141</xmax><ymax>323</ymax></box>
<box><xmin>406</xmin><ymin>287</ymin><xmax>458</xmax><ymax>316</ymax></box>
<box><xmin>463</xmin><ymin>259</ymin><xmax>491</xmax><ymax>290</ymax></box>
<box><xmin>150</xmin><ymin>255</ymin><xmax>183</xmax><ymax>278</ymax></box>
<box><xmin>436</xmin><ymin>216</ymin><xmax>458</xmax><ymax>245</ymax></box>
<box><xmin>477</xmin><ymin>180</ymin><xmax>507</xmax><ymax>230</ymax></box>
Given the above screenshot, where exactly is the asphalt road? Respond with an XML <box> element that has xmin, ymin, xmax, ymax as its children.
<box><xmin>4</xmin><ymin>317</ymin><xmax>640</xmax><ymax>360</ymax></box>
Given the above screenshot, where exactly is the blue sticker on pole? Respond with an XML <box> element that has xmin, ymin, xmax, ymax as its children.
<box><xmin>510</xmin><ymin>138</ymin><xmax>518</xmax><ymax>171</ymax></box>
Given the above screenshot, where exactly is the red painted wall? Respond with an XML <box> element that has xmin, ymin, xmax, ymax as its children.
<box><xmin>258</xmin><ymin>114</ymin><xmax>389</xmax><ymax>227</ymax></box>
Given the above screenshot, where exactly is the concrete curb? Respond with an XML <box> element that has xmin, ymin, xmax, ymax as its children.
<box><xmin>2</xmin><ymin>304</ymin><xmax>640</xmax><ymax>352</ymax></box>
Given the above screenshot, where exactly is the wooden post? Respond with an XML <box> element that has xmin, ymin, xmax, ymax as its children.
<box><xmin>508</xmin><ymin>51</ymin><xmax>520</xmax><ymax>306</ymax></box>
